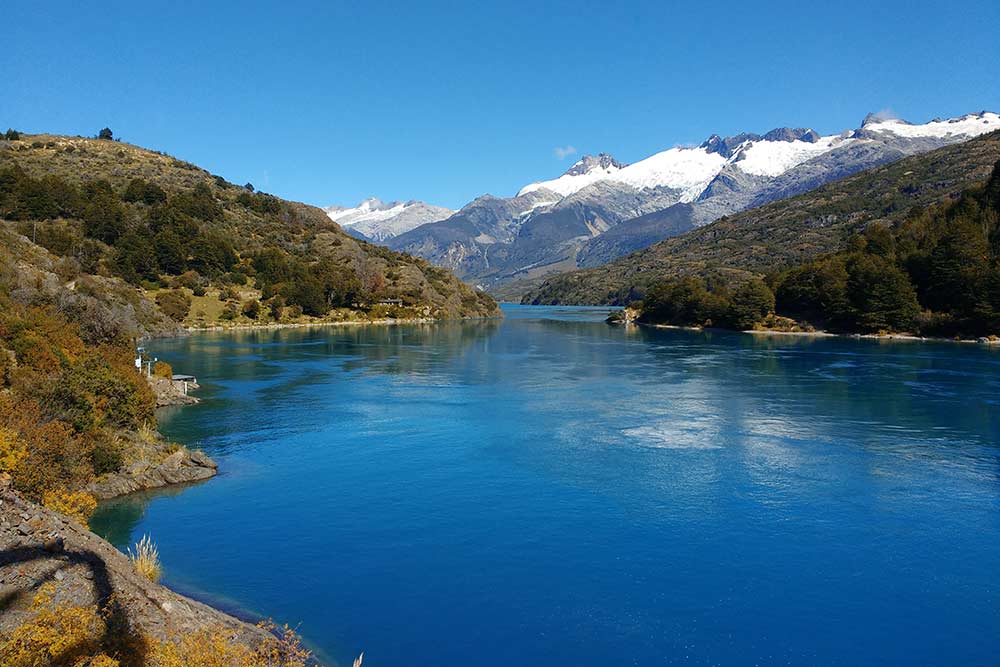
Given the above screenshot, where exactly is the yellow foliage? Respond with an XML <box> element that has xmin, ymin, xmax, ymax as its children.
<box><xmin>0</xmin><ymin>584</ymin><xmax>315</xmax><ymax>667</ymax></box>
<box><xmin>0</xmin><ymin>426</ymin><xmax>28</xmax><ymax>472</ymax></box>
<box><xmin>0</xmin><ymin>583</ymin><xmax>116</xmax><ymax>667</ymax></box>
<box><xmin>150</xmin><ymin>624</ymin><xmax>312</xmax><ymax>667</ymax></box>
<box><xmin>82</xmin><ymin>656</ymin><xmax>121</xmax><ymax>667</ymax></box>
<box><xmin>152</xmin><ymin>361</ymin><xmax>173</xmax><ymax>379</ymax></box>
<box><xmin>43</xmin><ymin>490</ymin><xmax>98</xmax><ymax>524</ymax></box>
<box><xmin>127</xmin><ymin>534</ymin><xmax>161</xmax><ymax>583</ymax></box>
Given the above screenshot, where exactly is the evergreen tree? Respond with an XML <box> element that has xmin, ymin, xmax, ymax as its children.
<box><xmin>726</xmin><ymin>279</ymin><xmax>775</xmax><ymax>330</ymax></box>
<box><xmin>846</xmin><ymin>255</ymin><xmax>921</xmax><ymax>332</ymax></box>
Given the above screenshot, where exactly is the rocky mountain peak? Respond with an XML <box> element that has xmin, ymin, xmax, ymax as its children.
<box><xmin>762</xmin><ymin>127</ymin><xmax>821</xmax><ymax>143</ymax></box>
<box><xmin>861</xmin><ymin>112</ymin><xmax>912</xmax><ymax>128</ymax></box>
<box><xmin>563</xmin><ymin>153</ymin><xmax>625</xmax><ymax>177</ymax></box>
<box><xmin>701</xmin><ymin>132</ymin><xmax>761</xmax><ymax>158</ymax></box>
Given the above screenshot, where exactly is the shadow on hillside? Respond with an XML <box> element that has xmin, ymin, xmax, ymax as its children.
<box><xmin>0</xmin><ymin>544</ymin><xmax>148</xmax><ymax>665</ymax></box>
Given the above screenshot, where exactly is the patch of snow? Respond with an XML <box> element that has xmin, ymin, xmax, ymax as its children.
<box><xmin>735</xmin><ymin>133</ymin><xmax>854</xmax><ymax>177</ymax></box>
<box><xmin>518</xmin><ymin>147</ymin><xmax>726</xmax><ymax>203</ymax></box>
<box><xmin>518</xmin><ymin>164</ymin><xmax>622</xmax><ymax>198</ymax></box>
<box><xmin>864</xmin><ymin>112</ymin><xmax>1000</xmax><ymax>140</ymax></box>
<box><xmin>323</xmin><ymin>198</ymin><xmax>405</xmax><ymax>226</ymax></box>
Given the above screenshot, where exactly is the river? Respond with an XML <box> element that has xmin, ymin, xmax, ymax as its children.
<box><xmin>90</xmin><ymin>305</ymin><xmax>1000</xmax><ymax>666</ymax></box>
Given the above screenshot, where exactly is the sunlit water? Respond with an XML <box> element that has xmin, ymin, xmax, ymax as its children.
<box><xmin>90</xmin><ymin>305</ymin><xmax>1000</xmax><ymax>666</ymax></box>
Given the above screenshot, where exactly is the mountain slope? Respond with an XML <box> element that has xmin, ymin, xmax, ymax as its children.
<box><xmin>384</xmin><ymin>111</ymin><xmax>1000</xmax><ymax>292</ymax></box>
<box><xmin>323</xmin><ymin>197</ymin><xmax>453</xmax><ymax>241</ymax></box>
<box><xmin>521</xmin><ymin>130</ymin><xmax>1000</xmax><ymax>305</ymax></box>
<box><xmin>0</xmin><ymin>132</ymin><xmax>499</xmax><ymax>321</ymax></box>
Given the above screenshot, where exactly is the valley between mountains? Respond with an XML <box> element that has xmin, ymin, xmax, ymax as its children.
<box><xmin>324</xmin><ymin>111</ymin><xmax>1000</xmax><ymax>296</ymax></box>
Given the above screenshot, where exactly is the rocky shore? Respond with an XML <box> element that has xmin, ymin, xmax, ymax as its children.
<box><xmin>87</xmin><ymin>443</ymin><xmax>218</xmax><ymax>500</ymax></box>
<box><xmin>0</xmin><ymin>478</ymin><xmax>270</xmax><ymax>646</ymax></box>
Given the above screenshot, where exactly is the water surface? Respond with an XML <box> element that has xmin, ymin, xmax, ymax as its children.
<box><xmin>91</xmin><ymin>305</ymin><xmax>1000</xmax><ymax>666</ymax></box>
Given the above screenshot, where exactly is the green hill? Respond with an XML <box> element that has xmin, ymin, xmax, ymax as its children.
<box><xmin>522</xmin><ymin>131</ymin><xmax>1000</xmax><ymax>307</ymax></box>
<box><xmin>1</xmin><ymin>131</ymin><xmax>499</xmax><ymax>330</ymax></box>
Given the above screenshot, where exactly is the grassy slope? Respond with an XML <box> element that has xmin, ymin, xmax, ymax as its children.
<box><xmin>1</xmin><ymin>133</ymin><xmax>500</xmax><ymax>322</ymax></box>
<box><xmin>523</xmin><ymin>131</ymin><xmax>1000</xmax><ymax>305</ymax></box>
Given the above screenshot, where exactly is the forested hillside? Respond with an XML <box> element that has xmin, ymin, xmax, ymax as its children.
<box><xmin>0</xmin><ymin>131</ymin><xmax>499</xmax><ymax>328</ymax></box>
<box><xmin>634</xmin><ymin>157</ymin><xmax>1000</xmax><ymax>337</ymax></box>
<box><xmin>0</xmin><ymin>127</ymin><xmax>499</xmax><ymax>536</ymax></box>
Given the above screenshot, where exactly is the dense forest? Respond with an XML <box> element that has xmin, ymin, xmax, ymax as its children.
<box><xmin>639</xmin><ymin>160</ymin><xmax>1000</xmax><ymax>337</ymax></box>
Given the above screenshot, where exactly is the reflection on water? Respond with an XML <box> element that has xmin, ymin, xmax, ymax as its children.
<box><xmin>91</xmin><ymin>307</ymin><xmax>1000</xmax><ymax>667</ymax></box>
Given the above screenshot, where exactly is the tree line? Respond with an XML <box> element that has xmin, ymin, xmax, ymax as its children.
<box><xmin>639</xmin><ymin>160</ymin><xmax>1000</xmax><ymax>337</ymax></box>
<box><xmin>0</xmin><ymin>166</ymin><xmax>383</xmax><ymax>318</ymax></box>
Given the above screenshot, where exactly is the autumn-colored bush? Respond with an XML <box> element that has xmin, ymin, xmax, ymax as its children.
<box><xmin>151</xmin><ymin>623</ymin><xmax>312</xmax><ymax>667</ymax></box>
<box><xmin>0</xmin><ymin>584</ymin><xmax>118</xmax><ymax>667</ymax></box>
<box><xmin>42</xmin><ymin>489</ymin><xmax>98</xmax><ymax>523</ymax></box>
<box><xmin>0</xmin><ymin>297</ymin><xmax>157</xmax><ymax>501</ymax></box>
<box><xmin>153</xmin><ymin>360</ymin><xmax>173</xmax><ymax>379</ymax></box>
<box><xmin>0</xmin><ymin>584</ymin><xmax>318</xmax><ymax>667</ymax></box>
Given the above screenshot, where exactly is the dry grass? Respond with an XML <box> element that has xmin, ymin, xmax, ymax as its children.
<box><xmin>128</xmin><ymin>534</ymin><xmax>162</xmax><ymax>583</ymax></box>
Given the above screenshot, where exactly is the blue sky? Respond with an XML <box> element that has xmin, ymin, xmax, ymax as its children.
<box><xmin>5</xmin><ymin>0</ymin><xmax>1000</xmax><ymax>209</ymax></box>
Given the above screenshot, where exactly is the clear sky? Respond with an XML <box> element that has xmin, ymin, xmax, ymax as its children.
<box><xmin>5</xmin><ymin>0</ymin><xmax>1000</xmax><ymax>209</ymax></box>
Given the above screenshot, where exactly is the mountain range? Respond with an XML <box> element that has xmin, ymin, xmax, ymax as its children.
<box><xmin>324</xmin><ymin>111</ymin><xmax>1000</xmax><ymax>293</ymax></box>
<box><xmin>323</xmin><ymin>198</ymin><xmax>453</xmax><ymax>242</ymax></box>
<box><xmin>520</xmin><ymin>128</ymin><xmax>1000</xmax><ymax>306</ymax></box>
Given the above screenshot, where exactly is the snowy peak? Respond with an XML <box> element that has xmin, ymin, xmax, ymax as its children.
<box><xmin>857</xmin><ymin>111</ymin><xmax>1000</xmax><ymax>139</ymax></box>
<box><xmin>518</xmin><ymin>154</ymin><xmax>626</xmax><ymax>198</ymax></box>
<box><xmin>762</xmin><ymin>127</ymin><xmax>820</xmax><ymax>143</ymax></box>
<box><xmin>323</xmin><ymin>198</ymin><xmax>453</xmax><ymax>242</ymax></box>
<box><xmin>515</xmin><ymin>111</ymin><xmax>998</xmax><ymax>204</ymax></box>
<box><xmin>563</xmin><ymin>153</ymin><xmax>626</xmax><ymax>177</ymax></box>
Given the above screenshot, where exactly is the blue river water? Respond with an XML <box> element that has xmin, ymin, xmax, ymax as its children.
<box><xmin>89</xmin><ymin>305</ymin><xmax>1000</xmax><ymax>666</ymax></box>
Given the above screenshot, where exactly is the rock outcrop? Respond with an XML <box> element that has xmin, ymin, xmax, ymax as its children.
<box><xmin>87</xmin><ymin>446</ymin><xmax>217</xmax><ymax>501</ymax></box>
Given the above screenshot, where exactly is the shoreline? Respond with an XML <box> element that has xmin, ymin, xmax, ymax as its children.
<box><xmin>168</xmin><ymin>313</ymin><xmax>504</xmax><ymax>337</ymax></box>
<box><xmin>635</xmin><ymin>321</ymin><xmax>1000</xmax><ymax>346</ymax></box>
<box><xmin>184</xmin><ymin>315</ymin><xmax>437</xmax><ymax>333</ymax></box>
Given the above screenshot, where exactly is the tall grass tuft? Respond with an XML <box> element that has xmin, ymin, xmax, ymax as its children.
<box><xmin>128</xmin><ymin>534</ymin><xmax>161</xmax><ymax>582</ymax></box>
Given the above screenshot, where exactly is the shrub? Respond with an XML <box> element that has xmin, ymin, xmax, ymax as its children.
<box><xmin>0</xmin><ymin>426</ymin><xmax>28</xmax><ymax>473</ymax></box>
<box><xmin>98</xmin><ymin>127</ymin><xmax>113</xmax><ymax>140</ymax></box>
<box><xmin>155</xmin><ymin>290</ymin><xmax>192</xmax><ymax>322</ymax></box>
<box><xmin>153</xmin><ymin>361</ymin><xmax>173</xmax><ymax>379</ymax></box>
<box><xmin>128</xmin><ymin>534</ymin><xmax>161</xmax><ymax>582</ymax></box>
<box><xmin>0</xmin><ymin>583</ymin><xmax>115</xmax><ymax>667</ymax></box>
<box><xmin>42</xmin><ymin>489</ymin><xmax>98</xmax><ymax>523</ymax></box>
<box><xmin>220</xmin><ymin>302</ymin><xmax>240</xmax><ymax>321</ymax></box>
<box><xmin>151</xmin><ymin>623</ymin><xmax>313</xmax><ymax>667</ymax></box>
<box><xmin>241</xmin><ymin>299</ymin><xmax>261</xmax><ymax>320</ymax></box>
<box><xmin>219</xmin><ymin>286</ymin><xmax>240</xmax><ymax>302</ymax></box>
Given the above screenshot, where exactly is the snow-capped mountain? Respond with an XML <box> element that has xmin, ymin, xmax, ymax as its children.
<box><xmin>385</xmin><ymin>111</ymin><xmax>1000</xmax><ymax>290</ymax></box>
<box><xmin>323</xmin><ymin>198</ymin><xmax>453</xmax><ymax>242</ymax></box>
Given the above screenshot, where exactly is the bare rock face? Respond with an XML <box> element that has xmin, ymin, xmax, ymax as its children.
<box><xmin>87</xmin><ymin>445</ymin><xmax>218</xmax><ymax>500</ymax></box>
<box><xmin>147</xmin><ymin>375</ymin><xmax>200</xmax><ymax>407</ymax></box>
<box><xmin>0</xmin><ymin>482</ymin><xmax>268</xmax><ymax>645</ymax></box>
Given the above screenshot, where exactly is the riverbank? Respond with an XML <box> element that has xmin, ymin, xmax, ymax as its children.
<box><xmin>185</xmin><ymin>315</ymin><xmax>437</xmax><ymax>333</ymax></box>
<box><xmin>631</xmin><ymin>321</ymin><xmax>1000</xmax><ymax>346</ymax></box>
<box><xmin>0</xmin><ymin>479</ymin><xmax>287</xmax><ymax>658</ymax></box>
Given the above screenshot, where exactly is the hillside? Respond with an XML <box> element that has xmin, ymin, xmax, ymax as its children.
<box><xmin>0</xmin><ymin>131</ymin><xmax>499</xmax><ymax>327</ymax></box>
<box><xmin>522</xmin><ymin>130</ymin><xmax>1000</xmax><ymax>305</ymax></box>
